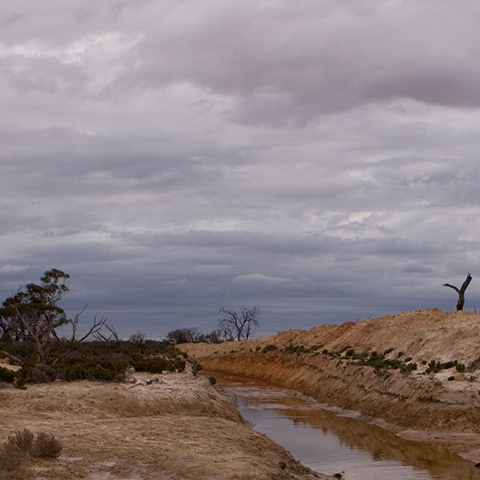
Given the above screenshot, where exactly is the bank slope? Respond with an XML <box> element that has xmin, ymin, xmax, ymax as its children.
<box><xmin>183</xmin><ymin>309</ymin><xmax>480</xmax><ymax>459</ymax></box>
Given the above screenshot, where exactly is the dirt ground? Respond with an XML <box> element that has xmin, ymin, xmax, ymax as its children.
<box><xmin>183</xmin><ymin>309</ymin><xmax>480</xmax><ymax>463</ymax></box>
<box><xmin>0</xmin><ymin>369</ymin><xmax>331</xmax><ymax>480</ymax></box>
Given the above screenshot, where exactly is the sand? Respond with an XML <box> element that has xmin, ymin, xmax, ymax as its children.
<box><xmin>0</xmin><ymin>369</ymin><xmax>331</xmax><ymax>480</ymax></box>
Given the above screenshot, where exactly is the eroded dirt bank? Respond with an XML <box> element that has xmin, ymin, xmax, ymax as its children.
<box><xmin>0</xmin><ymin>371</ymin><xmax>330</xmax><ymax>480</ymax></box>
<box><xmin>183</xmin><ymin>309</ymin><xmax>480</xmax><ymax>461</ymax></box>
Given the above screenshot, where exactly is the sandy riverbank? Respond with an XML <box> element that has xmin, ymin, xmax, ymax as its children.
<box><xmin>183</xmin><ymin>309</ymin><xmax>480</xmax><ymax>463</ymax></box>
<box><xmin>0</xmin><ymin>369</ymin><xmax>332</xmax><ymax>480</ymax></box>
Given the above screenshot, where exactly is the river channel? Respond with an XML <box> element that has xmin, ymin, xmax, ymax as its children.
<box><xmin>215</xmin><ymin>375</ymin><xmax>480</xmax><ymax>480</ymax></box>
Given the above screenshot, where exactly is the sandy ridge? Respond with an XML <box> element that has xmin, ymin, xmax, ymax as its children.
<box><xmin>183</xmin><ymin>309</ymin><xmax>480</xmax><ymax>462</ymax></box>
<box><xmin>0</xmin><ymin>370</ymin><xmax>332</xmax><ymax>480</ymax></box>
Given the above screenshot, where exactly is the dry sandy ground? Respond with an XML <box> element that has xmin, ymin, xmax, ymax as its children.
<box><xmin>183</xmin><ymin>309</ymin><xmax>480</xmax><ymax>462</ymax></box>
<box><xmin>0</xmin><ymin>369</ymin><xmax>331</xmax><ymax>480</ymax></box>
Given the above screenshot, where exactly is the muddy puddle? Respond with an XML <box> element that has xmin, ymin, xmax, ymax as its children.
<box><xmin>216</xmin><ymin>375</ymin><xmax>480</xmax><ymax>480</ymax></box>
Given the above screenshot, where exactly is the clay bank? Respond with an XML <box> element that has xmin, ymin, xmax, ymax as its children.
<box><xmin>183</xmin><ymin>309</ymin><xmax>480</xmax><ymax>463</ymax></box>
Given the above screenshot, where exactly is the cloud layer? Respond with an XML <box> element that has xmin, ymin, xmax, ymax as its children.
<box><xmin>2</xmin><ymin>1</ymin><xmax>480</xmax><ymax>337</ymax></box>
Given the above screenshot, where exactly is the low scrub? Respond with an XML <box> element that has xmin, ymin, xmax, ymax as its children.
<box><xmin>262</xmin><ymin>344</ymin><xmax>277</xmax><ymax>353</ymax></box>
<box><xmin>0</xmin><ymin>429</ymin><xmax>62</xmax><ymax>480</ymax></box>
<box><xmin>0</xmin><ymin>366</ymin><xmax>17</xmax><ymax>384</ymax></box>
<box><xmin>283</xmin><ymin>344</ymin><xmax>323</xmax><ymax>355</ymax></box>
<box><xmin>425</xmin><ymin>359</ymin><xmax>464</xmax><ymax>374</ymax></box>
<box><xmin>344</xmin><ymin>349</ymin><xmax>417</xmax><ymax>374</ymax></box>
<box><xmin>0</xmin><ymin>339</ymin><xmax>188</xmax><ymax>384</ymax></box>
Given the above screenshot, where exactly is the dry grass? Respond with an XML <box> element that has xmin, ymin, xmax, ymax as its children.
<box><xmin>0</xmin><ymin>429</ymin><xmax>62</xmax><ymax>479</ymax></box>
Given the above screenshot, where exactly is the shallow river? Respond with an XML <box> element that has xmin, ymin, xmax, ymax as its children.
<box><xmin>216</xmin><ymin>375</ymin><xmax>480</xmax><ymax>480</ymax></box>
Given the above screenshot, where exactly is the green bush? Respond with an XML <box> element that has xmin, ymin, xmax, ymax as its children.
<box><xmin>13</xmin><ymin>377</ymin><xmax>26</xmax><ymax>390</ymax></box>
<box><xmin>262</xmin><ymin>344</ymin><xmax>277</xmax><ymax>353</ymax></box>
<box><xmin>284</xmin><ymin>344</ymin><xmax>315</xmax><ymax>355</ymax></box>
<box><xmin>0</xmin><ymin>339</ymin><xmax>189</xmax><ymax>383</ymax></box>
<box><xmin>456</xmin><ymin>363</ymin><xmax>466</xmax><ymax>372</ymax></box>
<box><xmin>0</xmin><ymin>366</ymin><xmax>17</xmax><ymax>383</ymax></box>
<box><xmin>64</xmin><ymin>364</ymin><xmax>115</xmax><ymax>382</ymax></box>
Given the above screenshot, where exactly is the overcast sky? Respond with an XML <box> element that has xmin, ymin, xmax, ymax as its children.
<box><xmin>2</xmin><ymin>0</ymin><xmax>480</xmax><ymax>338</ymax></box>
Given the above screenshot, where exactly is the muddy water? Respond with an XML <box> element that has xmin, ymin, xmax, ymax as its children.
<box><xmin>216</xmin><ymin>376</ymin><xmax>480</xmax><ymax>480</ymax></box>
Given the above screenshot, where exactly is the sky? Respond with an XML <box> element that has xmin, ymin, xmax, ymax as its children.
<box><xmin>2</xmin><ymin>0</ymin><xmax>480</xmax><ymax>339</ymax></box>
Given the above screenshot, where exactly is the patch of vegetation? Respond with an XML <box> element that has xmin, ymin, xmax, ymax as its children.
<box><xmin>0</xmin><ymin>366</ymin><xmax>17</xmax><ymax>384</ymax></box>
<box><xmin>191</xmin><ymin>360</ymin><xmax>202</xmax><ymax>376</ymax></box>
<box><xmin>448</xmin><ymin>376</ymin><xmax>455</xmax><ymax>381</ymax></box>
<box><xmin>425</xmin><ymin>359</ymin><xmax>461</xmax><ymax>374</ymax></box>
<box><xmin>0</xmin><ymin>339</ymin><xmax>187</xmax><ymax>384</ymax></box>
<box><xmin>344</xmin><ymin>349</ymin><xmax>417</xmax><ymax>374</ymax></box>
<box><xmin>282</xmin><ymin>343</ymin><xmax>325</xmax><ymax>356</ymax></box>
<box><xmin>13</xmin><ymin>377</ymin><xmax>26</xmax><ymax>390</ymax></box>
<box><xmin>262</xmin><ymin>344</ymin><xmax>278</xmax><ymax>353</ymax></box>
<box><xmin>0</xmin><ymin>429</ymin><xmax>62</xmax><ymax>479</ymax></box>
<box><xmin>384</xmin><ymin>348</ymin><xmax>395</xmax><ymax>355</ymax></box>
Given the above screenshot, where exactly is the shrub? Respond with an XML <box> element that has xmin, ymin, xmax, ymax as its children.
<box><xmin>32</xmin><ymin>432</ymin><xmax>62</xmax><ymax>458</ymax></box>
<box><xmin>64</xmin><ymin>365</ymin><xmax>115</xmax><ymax>382</ymax></box>
<box><xmin>262</xmin><ymin>344</ymin><xmax>277</xmax><ymax>353</ymax></box>
<box><xmin>7</xmin><ymin>429</ymin><xmax>62</xmax><ymax>459</ymax></box>
<box><xmin>10</xmin><ymin>429</ymin><xmax>34</xmax><ymax>455</ymax></box>
<box><xmin>448</xmin><ymin>376</ymin><xmax>455</xmax><ymax>381</ymax></box>
<box><xmin>398</xmin><ymin>351</ymin><xmax>404</xmax><ymax>358</ymax></box>
<box><xmin>191</xmin><ymin>360</ymin><xmax>202</xmax><ymax>376</ymax></box>
<box><xmin>0</xmin><ymin>366</ymin><xmax>17</xmax><ymax>384</ymax></box>
<box><xmin>404</xmin><ymin>357</ymin><xmax>412</xmax><ymax>363</ymax></box>
<box><xmin>25</xmin><ymin>364</ymin><xmax>56</xmax><ymax>384</ymax></box>
<box><xmin>0</xmin><ymin>436</ymin><xmax>28</xmax><ymax>477</ymax></box>
<box><xmin>456</xmin><ymin>363</ymin><xmax>466</xmax><ymax>372</ymax></box>
<box><xmin>0</xmin><ymin>429</ymin><xmax>62</xmax><ymax>479</ymax></box>
<box><xmin>284</xmin><ymin>344</ymin><xmax>313</xmax><ymax>355</ymax></box>
<box><xmin>0</xmin><ymin>339</ymin><xmax>189</xmax><ymax>382</ymax></box>
<box><xmin>133</xmin><ymin>357</ymin><xmax>168</xmax><ymax>374</ymax></box>
<box><xmin>13</xmin><ymin>377</ymin><xmax>26</xmax><ymax>390</ymax></box>
<box><xmin>208</xmin><ymin>376</ymin><xmax>217</xmax><ymax>385</ymax></box>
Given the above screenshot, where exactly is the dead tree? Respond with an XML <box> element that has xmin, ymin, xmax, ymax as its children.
<box><xmin>443</xmin><ymin>273</ymin><xmax>473</xmax><ymax>311</ymax></box>
<box><xmin>218</xmin><ymin>306</ymin><xmax>260</xmax><ymax>341</ymax></box>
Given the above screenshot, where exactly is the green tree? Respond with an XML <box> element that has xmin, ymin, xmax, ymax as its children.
<box><xmin>0</xmin><ymin>269</ymin><xmax>70</xmax><ymax>343</ymax></box>
<box><xmin>0</xmin><ymin>269</ymin><xmax>72</xmax><ymax>363</ymax></box>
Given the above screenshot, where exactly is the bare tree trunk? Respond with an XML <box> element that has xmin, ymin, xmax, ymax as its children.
<box><xmin>443</xmin><ymin>273</ymin><xmax>473</xmax><ymax>311</ymax></box>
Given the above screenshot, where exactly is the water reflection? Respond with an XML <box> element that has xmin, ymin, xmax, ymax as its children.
<box><xmin>217</xmin><ymin>376</ymin><xmax>480</xmax><ymax>480</ymax></box>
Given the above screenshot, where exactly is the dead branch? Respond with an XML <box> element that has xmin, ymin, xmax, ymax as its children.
<box><xmin>443</xmin><ymin>273</ymin><xmax>473</xmax><ymax>311</ymax></box>
<box><xmin>0</xmin><ymin>350</ymin><xmax>24</xmax><ymax>366</ymax></box>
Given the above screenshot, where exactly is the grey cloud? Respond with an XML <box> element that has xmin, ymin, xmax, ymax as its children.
<box><xmin>2</xmin><ymin>1</ymin><xmax>480</xmax><ymax>337</ymax></box>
